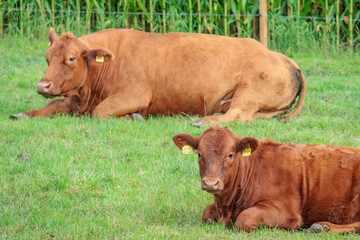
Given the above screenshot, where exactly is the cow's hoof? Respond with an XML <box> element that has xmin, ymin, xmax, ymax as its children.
<box><xmin>309</xmin><ymin>223</ymin><xmax>329</xmax><ymax>233</ymax></box>
<box><xmin>191</xmin><ymin>120</ymin><xmax>206</xmax><ymax>127</ymax></box>
<box><xmin>10</xmin><ymin>112</ymin><xmax>29</xmax><ymax>120</ymax></box>
<box><xmin>323</xmin><ymin>225</ymin><xmax>330</xmax><ymax>232</ymax></box>
<box><xmin>123</xmin><ymin>113</ymin><xmax>144</xmax><ymax>120</ymax></box>
<box><xmin>131</xmin><ymin>113</ymin><xmax>144</xmax><ymax>120</ymax></box>
<box><xmin>212</xmin><ymin>113</ymin><xmax>224</xmax><ymax>116</ymax></box>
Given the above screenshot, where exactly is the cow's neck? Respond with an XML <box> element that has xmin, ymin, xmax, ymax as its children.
<box><xmin>71</xmin><ymin>63</ymin><xmax>111</xmax><ymax>115</ymax></box>
<box><xmin>213</xmin><ymin>154</ymin><xmax>260</xmax><ymax>226</ymax></box>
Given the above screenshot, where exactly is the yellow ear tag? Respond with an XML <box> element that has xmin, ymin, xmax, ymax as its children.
<box><xmin>242</xmin><ymin>145</ymin><xmax>251</xmax><ymax>157</ymax></box>
<box><xmin>182</xmin><ymin>145</ymin><xmax>194</xmax><ymax>154</ymax></box>
<box><xmin>96</xmin><ymin>56</ymin><xmax>104</xmax><ymax>63</ymax></box>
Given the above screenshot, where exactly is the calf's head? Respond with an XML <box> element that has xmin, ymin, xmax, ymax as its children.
<box><xmin>173</xmin><ymin>127</ymin><xmax>259</xmax><ymax>196</ymax></box>
<box><xmin>37</xmin><ymin>28</ymin><xmax>114</xmax><ymax>98</ymax></box>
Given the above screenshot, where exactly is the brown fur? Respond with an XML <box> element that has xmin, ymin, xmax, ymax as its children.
<box><xmin>173</xmin><ymin>127</ymin><xmax>360</xmax><ymax>233</ymax></box>
<box><xmin>13</xmin><ymin>28</ymin><xmax>306</xmax><ymax>123</ymax></box>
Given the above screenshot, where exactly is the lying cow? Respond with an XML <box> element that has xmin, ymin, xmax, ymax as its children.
<box><xmin>11</xmin><ymin>28</ymin><xmax>306</xmax><ymax>125</ymax></box>
<box><xmin>173</xmin><ymin>127</ymin><xmax>360</xmax><ymax>233</ymax></box>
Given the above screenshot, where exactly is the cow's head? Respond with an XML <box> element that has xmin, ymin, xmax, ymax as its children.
<box><xmin>173</xmin><ymin>127</ymin><xmax>259</xmax><ymax>196</ymax></box>
<box><xmin>37</xmin><ymin>28</ymin><xmax>114</xmax><ymax>98</ymax></box>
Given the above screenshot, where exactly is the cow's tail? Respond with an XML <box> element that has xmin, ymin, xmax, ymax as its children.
<box><xmin>279</xmin><ymin>70</ymin><xmax>306</xmax><ymax>122</ymax></box>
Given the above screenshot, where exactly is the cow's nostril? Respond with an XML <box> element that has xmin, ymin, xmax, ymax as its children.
<box><xmin>37</xmin><ymin>81</ymin><xmax>54</xmax><ymax>95</ymax></box>
<box><xmin>44</xmin><ymin>83</ymin><xmax>51</xmax><ymax>89</ymax></box>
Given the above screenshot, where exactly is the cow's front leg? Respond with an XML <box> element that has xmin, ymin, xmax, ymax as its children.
<box><xmin>92</xmin><ymin>92</ymin><xmax>152</xmax><ymax>119</ymax></box>
<box><xmin>10</xmin><ymin>97</ymin><xmax>72</xmax><ymax>119</ymax></box>
<box><xmin>202</xmin><ymin>203</ymin><xmax>218</xmax><ymax>223</ymax></box>
<box><xmin>309</xmin><ymin>221</ymin><xmax>360</xmax><ymax>234</ymax></box>
<box><xmin>235</xmin><ymin>204</ymin><xmax>302</xmax><ymax>232</ymax></box>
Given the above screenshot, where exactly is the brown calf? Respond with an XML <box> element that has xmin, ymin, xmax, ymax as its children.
<box><xmin>173</xmin><ymin>127</ymin><xmax>360</xmax><ymax>233</ymax></box>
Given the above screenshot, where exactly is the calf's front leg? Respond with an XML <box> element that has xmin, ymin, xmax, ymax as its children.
<box><xmin>235</xmin><ymin>204</ymin><xmax>302</xmax><ymax>232</ymax></box>
<box><xmin>10</xmin><ymin>98</ymin><xmax>72</xmax><ymax>119</ymax></box>
<box><xmin>202</xmin><ymin>203</ymin><xmax>218</xmax><ymax>223</ymax></box>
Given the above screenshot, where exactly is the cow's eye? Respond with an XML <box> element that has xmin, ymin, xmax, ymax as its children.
<box><xmin>197</xmin><ymin>153</ymin><xmax>201</xmax><ymax>158</ymax></box>
<box><xmin>69</xmin><ymin>57</ymin><xmax>75</xmax><ymax>62</ymax></box>
<box><xmin>229</xmin><ymin>154</ymin><xmax>233</xmax><ymax>158</ymax></box>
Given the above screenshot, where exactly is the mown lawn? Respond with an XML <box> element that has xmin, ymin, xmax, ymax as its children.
<box><xmin>0</xmin><ymin>37</ymin><xmax>359</xmax><ymax>239</ymax></box>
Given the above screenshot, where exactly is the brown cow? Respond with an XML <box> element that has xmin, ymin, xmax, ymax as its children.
<box><xmin>11</xmin><ymin>28</ymin><xmax>306</xmax><ymax>125</ymax></box>
<box><xmin>173</xmin><ymin>127</ymin><xmax>360</xmax><ymax>233</ymax></box>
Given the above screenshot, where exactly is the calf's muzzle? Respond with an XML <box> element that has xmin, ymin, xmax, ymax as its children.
<box><xmin>201</xmin><ymin>177</ymin><xmax>224</xmax><ymax>192</ymax></box>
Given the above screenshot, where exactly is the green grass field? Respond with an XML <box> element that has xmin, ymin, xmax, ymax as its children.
<box><xmin>0</xmin><ymin>36</ymin><xmax>359</xmax><ymax>239</ymax></box>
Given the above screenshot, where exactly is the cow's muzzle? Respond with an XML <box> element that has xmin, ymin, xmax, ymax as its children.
<box><xmin>201</xmin><ymin>177</ymin><xmax>224</xmax><ymax>192</ymax></box>
<box><xmin>37</xmin><ymin>80</ymin><xmax>56</xmax><ymax>98</ymax></box>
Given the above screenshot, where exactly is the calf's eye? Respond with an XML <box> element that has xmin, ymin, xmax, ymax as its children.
<box><xmin>228</xmin><ymin>154</ymin><xmax>233</xmax><ymax>158</ymax></box>
<box><xmin>69</xmin><ymin>57</ymin><xmax>75</xmax><ymax>62</ymax></box>
<box><xmin>197</xmin><ymin>153</ymin><xmax>201</xmax><ymax>158</ymax></box>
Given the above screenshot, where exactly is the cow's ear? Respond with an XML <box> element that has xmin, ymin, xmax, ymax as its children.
<box><xmin>48</xmin><ymin>27</ymin><xmax>58</xmax><ymax>45</ymax></box>
<box><xmin>173</xmin><ymin>133</ymin><xmax>199</xmax><ymax>151</ymax></box>
<box><xmin>85</xmin><ymin>49</ymin><xmax>114</xmax><ymax>64</ymax></box>
<box><xmin>236</xmin><ymin>137</ymin><xmax>259</xmax><ymax>156</ymax></box>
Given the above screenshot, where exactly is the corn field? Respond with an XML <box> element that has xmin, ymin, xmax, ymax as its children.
<box><xmin>1</xmin><ymin>0</ymin><xmax>359</xmax><ymax>52</ymax></box>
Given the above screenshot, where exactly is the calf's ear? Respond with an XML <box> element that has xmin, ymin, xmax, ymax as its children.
<box><xmin>236</xmin><ymin>137</ymin><xmax>259</xmax><ymax>156</ymax></box>
<box><xmin>173</xmin><ymin>133</ymin><xmax>199</xmax><ymax>150</ymax></box>
<box><xmin>85</xmin><ymin>49</ymin><xmax>114</xmax><ymax>64</ymax></box>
